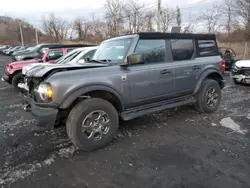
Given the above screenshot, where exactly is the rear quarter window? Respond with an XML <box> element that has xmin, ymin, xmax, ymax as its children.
<box><xmin>197</xmin><ymin>40</ymin><xmax>219</xmax><ymax>57</ymax></box>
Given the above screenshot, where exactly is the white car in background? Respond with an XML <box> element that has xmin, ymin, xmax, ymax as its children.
<box><xmin>22</xmin><ymin>46</ymin><xmax>98</xmax><ymax>76</ymax></box>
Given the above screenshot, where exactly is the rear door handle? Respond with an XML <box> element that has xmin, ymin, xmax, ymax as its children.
<box><xmin>160</xmin><ymin>69</ymin><xmax>172</xmax><ymax>75</ymax></box>
<box><xmin>192</xmin><ymin>65</ymin><xmax>201</xmax><ymax>70</ymax></box>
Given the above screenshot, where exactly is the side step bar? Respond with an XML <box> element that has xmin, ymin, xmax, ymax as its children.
<box><xmin>121</xmin><ymin>98</ymin><xmax>196</xmax><ymax>121</ymax></box>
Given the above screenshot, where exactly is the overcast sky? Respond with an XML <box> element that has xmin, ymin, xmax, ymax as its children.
<box><xmin>0</xmin><ymin>0</ymin><xmax>218</xmax><ymax>25</ymax></box>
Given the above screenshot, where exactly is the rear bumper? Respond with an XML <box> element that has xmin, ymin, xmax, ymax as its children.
<box><xmin>20</xmin><ymin>93</ymin><xmax>58</xmax><ymax>129</ymax></box>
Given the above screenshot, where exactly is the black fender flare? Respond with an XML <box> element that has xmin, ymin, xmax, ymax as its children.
<box><xmin>59</xmin><ymin>84</ymin><xmax>124</xmax><ymax>110</ymax></box>
<box><xmin>193</xmin><ymin>69</ymin><xmax>224</xmax><ymax>95</ymax></box>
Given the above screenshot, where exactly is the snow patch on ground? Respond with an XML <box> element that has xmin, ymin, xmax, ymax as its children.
<box><xmin>220</xmin><ymin>117</ymin><xmax>248</xmax><ymax>135</ymax></box>
<box><xmin>0</xmin><ymin>155</ymin><xmax>56</xmax><ymax>187</ymax></box>
<box><xmin>0</xmin><ymin>104</ymin><xmax>22</xmax><ymax>110</ymax></box>
<box><xmin>57</xmin><ymin>145</ymin><xmax>76</xmax><ymax>158</ymax></box>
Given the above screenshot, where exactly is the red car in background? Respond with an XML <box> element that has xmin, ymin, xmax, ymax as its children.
<box><xmin>1</xmin><ymin>47</ymin><xmax>75</xmax><ymax>90</ymax></box>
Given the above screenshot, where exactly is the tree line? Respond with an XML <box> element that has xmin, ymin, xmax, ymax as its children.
<box><xmin>1</xmin><ymin>0</ymin><xmax>250</xmax><ymax>45</ymax></box>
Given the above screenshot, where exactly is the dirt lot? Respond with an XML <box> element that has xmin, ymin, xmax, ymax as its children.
<box><xmin>0</xmin><ymin>55</ymin><xmax>250</xmax><ymax>188</ymax></box>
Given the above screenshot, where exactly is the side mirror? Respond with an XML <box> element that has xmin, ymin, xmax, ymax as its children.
<box><xmin>120</xmin><ymin>53</ymin><xmax>144</xmax><ymax>67</ymax></box>
<box><xmin>45</xmin><ymin>56</ymin><xmax>49</xmax><ymax>61</ymax></box>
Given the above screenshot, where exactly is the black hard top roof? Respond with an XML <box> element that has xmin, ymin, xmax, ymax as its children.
<box><xmin>105</xmin><ymin>32</ymin><xmax>217</xmax><ymax>42</ymax></box>
<box><xmin>137</xmin><ymin>32</ymin><xmax>216</xmax><ymax>40</ymax></box>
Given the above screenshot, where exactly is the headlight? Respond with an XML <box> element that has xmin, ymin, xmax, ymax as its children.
<box><xmin>35</xmin><ymin>82</ymin><xmax>53</xmax><ymax>102</ymax></box>
<box><xmin>16</xmin><ymin>56</ymin><xmax>23</xmax><ymax>60</ymax></box>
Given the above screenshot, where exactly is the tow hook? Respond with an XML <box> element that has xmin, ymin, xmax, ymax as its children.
<box><xmin>23</xmin><ymin>104</ymin><xmax>31</xmax><ymax>111</ymax></box>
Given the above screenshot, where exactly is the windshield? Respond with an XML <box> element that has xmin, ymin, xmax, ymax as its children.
<box><xmin>30</xmin><ymin>44</ymin><xmax>42</xmax><ymax>53</ymax></box>
<box><xmin>58</xmin><ymin>50</ymin><xmax>83</xmax><ymax>64</ymax></box>
<box><xmin>37</xmin><ymin>48</ymin><xmax>48</xmax><ymax>59</ymax></box>
<box><xmin>92</xmin><ymin>38</ymin><xmax>132</xmax><ymax>64</ymax></box>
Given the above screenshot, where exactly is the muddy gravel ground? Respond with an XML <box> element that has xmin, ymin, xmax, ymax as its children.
<box><xmin>0</xmin><ymin>55</ymin><xmax>250</xmax><ymax>188</ymax></box>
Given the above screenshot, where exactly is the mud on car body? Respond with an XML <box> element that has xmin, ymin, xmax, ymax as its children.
<box><xmin>21</xmin><ymin>32</ymin><xmax>226</xmax><ymax>151</ymax></box>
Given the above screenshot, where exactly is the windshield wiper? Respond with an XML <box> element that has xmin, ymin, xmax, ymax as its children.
<box><xmin>88</xmin><ymin>59</ymin><xmax>109</xmax><ymax>64</ymax></box>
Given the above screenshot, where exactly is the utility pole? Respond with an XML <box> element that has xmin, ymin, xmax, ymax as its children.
<box><xmin>19</xmin><ymin>22</ymin><xmax>24</xmax><ymax>46</ymax></box>
<box><xmin>157</xmin><ymin>0</ymin><xmax>161</xmax><ymax>32</ymax></box>
<box><xmin>35</xmin><ymin>22</ymin><xmax>39</xmax><ymax>45</ymax></box>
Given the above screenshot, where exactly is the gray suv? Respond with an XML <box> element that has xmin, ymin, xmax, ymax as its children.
<box><xmin>21</xmin><ymin>32</ymin><xmax>226</xmax><ymax>151</ymax></box>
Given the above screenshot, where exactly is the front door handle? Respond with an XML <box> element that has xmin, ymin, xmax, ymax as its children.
<box><xmin>160</xmin><ymin>69</ymin><xmax>172</xmax><ymax>75</ymax></box>
<box><xmin>192</xmin><ymin>65</ymin><xmax>201</xmax><ymax>70</ymax></box>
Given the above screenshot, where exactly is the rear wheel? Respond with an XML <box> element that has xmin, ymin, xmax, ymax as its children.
<box><xmin>195</xmin><ymin>79</ymin><xmax>221</xmax><ymax>113</ymax></box>
<box><xmin>66</xmin><ymin>98</ymin><xmax>119</xmax><ymax>151</ymax></box>
<box><xmin>11</xmin><ymin>72</ymin><xmax>24</xmax><ymax>91</ymax></box>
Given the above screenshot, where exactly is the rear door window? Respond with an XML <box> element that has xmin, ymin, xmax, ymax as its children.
<box><xmin>170</xmin><ymin>39</ymin><xmax>194</xmax><ymax>61</ymax></box>
<box><xmin>197</xmin><ymin>40</ymin><xmax>219</xmax><ymax>56</ymax></box>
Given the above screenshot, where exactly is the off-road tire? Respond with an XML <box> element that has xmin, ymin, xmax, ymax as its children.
<box><xmin>12</xmin><ymin>71</ymin><xmax>23</xmax><ymax>91</ymax></box>
<box><xmin>66</xmin><ymin>98</ymin><xmax>119</xmax><ymax>151</ymax></box>
<box><xmin>195</xmin><ymin>79</ymin><xmax>221</xmax><ymax>113</ymax></box>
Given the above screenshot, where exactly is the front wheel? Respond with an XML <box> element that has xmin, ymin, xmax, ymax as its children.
<box><xmin>66</xmin><ymin>98</ymin><xmax>119</xmax><ymax>151</ymax></box>
<box><xmin>195</xmin><ymin>79</ymin><xmax>221</xmax><ymax>113</ymax></box>
<box><xmin>12</xmin><ymin>72</ymin><xmax>24</xmax><ymax>91</ymax></box>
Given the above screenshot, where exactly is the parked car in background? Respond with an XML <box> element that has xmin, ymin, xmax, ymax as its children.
<box><xmin>12</xmin><ymin>43</ymin><xmax>94</xmax><ymax>61</ymax></box>
<box><xmin>2</xmin><ymin>46</ymin><xmax>16</xmax><ymax>55</ymax></box>
<box><xmin>12</xmin><ymin>46</ymin><xmax>33</xmax><ymax>56</ymax></box>
<box><xmin>6</xmin><ymin>46</ymin><xmax>22</xmax><ymax>55</ymax></box>
<box><xmin>21</xmin><ymin>32</ymin><xmax>225</xmax><ymax>151</ymax></box>
<box><xmin>8</xmin><ymin>46</ymin><xmax>27</xmax><ymax>56</ymax></box>
<box><xmin>231</xmin><ymin>60</ymin><xmax>250</xmax><ymax>84</ymax></box>
<box><xmin>1</xmin><ymin>47</ymin><xmax>77</xmax><ymax>90</ymax></box>
<box><xmin>0</xmin><ymin>45</ymin><xmax>10</xmax><ymax>54</ymax></box>
<box><xmin>22</xmin><ymin>46</ymin><xmax>98</xmax><ymax>79</ymax></box>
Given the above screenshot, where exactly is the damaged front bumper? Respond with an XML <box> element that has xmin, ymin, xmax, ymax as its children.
<box><xmin>20</xmin><ymin>92</ymin><xmax>58</xmax><ymax>129</ymax></box>
<box><xmin>231</xmin><ymin>66</ymin><xmax>250</xmax><ymax>84</ymax></box>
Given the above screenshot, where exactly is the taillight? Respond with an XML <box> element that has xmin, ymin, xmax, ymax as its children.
<box><xmin>221</xmin><ymin>60</ymin><xmax>226</xmax><ymax>73</ymax></box>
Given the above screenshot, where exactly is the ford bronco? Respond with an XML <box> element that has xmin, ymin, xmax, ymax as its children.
<box><xmin>21</xmin><ymin>32</ymin><xmax>226</xmax><ymax>151</ymax></box>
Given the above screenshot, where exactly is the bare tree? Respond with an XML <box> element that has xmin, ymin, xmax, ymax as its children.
<box><xmin>230</xmin><ymin>0</ymin><xmax>250</xmax><ymax>39</ymax></box>
<box><xmin>74</xmin><ymin>18</ymin><xmax>91</xmax><ymax>40</ymax></box>
<box><xmin>182</xmin><ymin>14</ymin><xmax>197</xmax><ymax>33</ymax></box>
<box><xmin>89</xmin><ymin>13</ymin><xmax>108</xmax><ymax>41</ymax></box>
<box><xmin>143</xmin><ymin>10</ymin><xmax>156</xmax><ymax>32</ymax></box>
<box><xmin>224</xmin><ymin>0</ymin><xmax>233</xmax><ymax>35</ymax></box>
<box><xmin>123</xmin><ymin>0</ymin><xmax>145</xmax><ymax>33</ymax></box>
<box><xmin>104</xmin><ymin>0</ymin><xmax>124</xmax><ymax>37</ymax></box>
<box><xmin>176</xmin><ymin>6</ymin><xmax>181</xmax><ymax>27</ymax></box>
<box><xmin>41</xmin><ymin>14</ymin><xmax>70</xmax><ymax>41</ymax></box>
<box><xmin>160</xmin><ymin>6</ymin><xmax>176</xmax><ymax>32</ymax></box>
<box><xmin>200</xmin><ymin>5</ymin><xmax>223</xmax><ymax>33</ymax></box>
